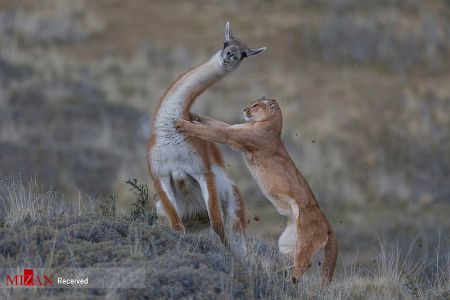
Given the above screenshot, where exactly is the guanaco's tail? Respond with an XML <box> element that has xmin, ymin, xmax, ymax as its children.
<box><xmin>321</xmin><ymin>227</ymin><xmax>338</xmax><ymax>286</ymax></box>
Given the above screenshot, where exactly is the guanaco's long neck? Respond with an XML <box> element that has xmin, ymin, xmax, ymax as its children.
<box><xmin>154</xmin><ymin>51</ymin><xmax>226</xmax><ymax>130</ymax></box>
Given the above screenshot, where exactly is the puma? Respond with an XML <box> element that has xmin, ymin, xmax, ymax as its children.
<box><xmin>175</xmin><ymin>98</ymin><xmax>338</xmax><ymax>285</ymax></box>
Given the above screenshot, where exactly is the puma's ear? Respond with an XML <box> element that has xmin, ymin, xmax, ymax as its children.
<box><xmin>248</xmin><ymin>47</ymin><xmax>266</xmax><ymax>56</ymax></box>
<box><xmin>225</xmin><ymin>21</ymin><xmax>233</xmax><ymax>42</ymax></box>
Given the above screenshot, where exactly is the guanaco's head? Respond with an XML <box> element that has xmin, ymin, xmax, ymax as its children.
<box><xmin>243</xmin><ymin>98</ymin><xmax>281</xmax><ymax>123</ymax></box>
<box><xmin>220</xmin><ymin>21</ymin><xmax>266</xmax><ymax>72</ymax></box>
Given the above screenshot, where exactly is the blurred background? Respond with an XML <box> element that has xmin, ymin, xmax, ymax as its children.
<box><xmin>0</xmin><ymin>0</ymin><xmax>449</xmax><ymax>266</ymax></box>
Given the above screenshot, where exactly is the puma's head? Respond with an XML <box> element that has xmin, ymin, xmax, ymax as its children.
<box><xmin>243</xmin><ymin>98</ymin><xmax>280</xmax><ymax>122</ymax></box>
<box><xmin>220</xmin><ymin>21</ymin><xmax>266</xmax><ymax>72</ymax></box>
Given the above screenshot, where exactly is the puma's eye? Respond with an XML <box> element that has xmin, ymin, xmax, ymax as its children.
<box><xmin>251</xmin><ymin>103</ymin><xmax>257</xmax><ymax>108</ymax></box>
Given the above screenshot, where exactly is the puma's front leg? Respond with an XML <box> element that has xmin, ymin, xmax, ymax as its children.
<box><xmin>175</xmin><ymin>119</ymin><xmax>253</xmax><ymax>150</ymax></box>
<box><xmin>175</xmin><ymin>120</ymin><xmax>234</xmax><ymax>145</ymax></box>
<box><xmin>189</xmin><ymin>113</ymin><xmax>231</xmax><ymax>128</ymax></box>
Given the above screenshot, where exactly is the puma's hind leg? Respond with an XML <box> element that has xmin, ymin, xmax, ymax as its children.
<box><xmin>278</xmin><ymin>217</ymin><xmax>297</xmax><ymax>258</ymax></box>
<box><xmin>291</xmin><ymin>210</ymin><xmax>329</xmax><ymax>283</ymax></box>
<box><xmin>321</xmin><ymin>227</ymin><xmax>338</xmax><ymax>286</ymax></box>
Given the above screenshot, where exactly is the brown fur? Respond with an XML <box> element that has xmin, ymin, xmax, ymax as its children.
<box><xmin>175</xmin><ymin>99</ymin><xmax>338</xmax><ymax>285</ymax></box>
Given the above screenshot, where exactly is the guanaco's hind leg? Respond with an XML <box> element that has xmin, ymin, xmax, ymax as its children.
<box><xmin>231</xmin><ymin>185</ymin><xmax>247</xmax><ymax>255</ymax></box>
<box><xmin>192</xmin><ymin>173</ymin><xmax>228</xmax><ymax>247</ymax></box>
<box><xmin>154</xmin><ymin>177</ymin><xmax>185</xmax><ymax>232</ymax></box>
<box><xmin>232</xmin><ymin>185</ymin><xmax>247</xmax><ymax>236</ymax></box>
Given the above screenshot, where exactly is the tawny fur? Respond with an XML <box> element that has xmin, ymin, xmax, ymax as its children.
<box><xmin>147</xmin><ymin>22</ymin><xmax>264</xmax><ymax>249</ymax></box>
<box><xmin>175</xmin><ymin>99</ymin><xmax>338</xmax><ymax>285</ymax></box>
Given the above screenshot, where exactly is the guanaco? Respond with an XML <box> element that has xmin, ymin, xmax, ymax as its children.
<box><xmin>175</xmin><ymin>98</ymin><xmax>338</xmax><ymax>285</ymax></box>
<box><xmin>147</xmin><ymin>22</ymin><xmax>265</xmax><ymax>249</ymax></box>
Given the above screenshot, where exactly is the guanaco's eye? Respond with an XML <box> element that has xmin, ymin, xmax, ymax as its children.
<box><xmin>223</xmin><ymin>42</ymin><xmax>229</xmax><ymax>48</ymax></box>
<box><xmin>241</xmin><ymin>52</ymin><xmax>247</xmax><ymax>58</ymax></box>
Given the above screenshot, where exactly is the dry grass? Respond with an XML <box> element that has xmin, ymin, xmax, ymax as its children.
<box><xmin>0</xmin><ymin>176</ymin><xmax>63</xmax><ymax>226</ymax></box>
<box><xmin>0</xmin><ymin>179</ymin><xmax>448</xmax><ymax>299</ymax></box>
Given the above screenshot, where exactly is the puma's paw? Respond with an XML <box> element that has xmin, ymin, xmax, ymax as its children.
<box><xmin>174</xmin><ymin>119</ymin><xmax>191</xmax><ymax>133</ymax></box>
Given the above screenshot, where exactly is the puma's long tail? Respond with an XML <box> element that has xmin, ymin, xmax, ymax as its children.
<box><xmin>322</xmin><ymin>227</ymin><xmax>338</xmax><ymax>286</ymax></box>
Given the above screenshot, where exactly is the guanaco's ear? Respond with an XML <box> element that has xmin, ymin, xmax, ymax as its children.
<box><xmin>248</xmin><ymin>47</ymin><xmax>266</xmax><ymax>56</ymax></box>
<box><xmin>225</xmin><ymin>21</ymin><xmax>233</xmax><ymax>42</ymax></box>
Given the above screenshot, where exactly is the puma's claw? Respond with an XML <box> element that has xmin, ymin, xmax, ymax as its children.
<box><xmin>191</xmin><ymin>115</ymin><xmax>201</xmax><ymax>123</ymax></box>
<box><xmin>174</xmin><ymin>119</ymin><xmax>186</xmax><ymax>130</ymax></box>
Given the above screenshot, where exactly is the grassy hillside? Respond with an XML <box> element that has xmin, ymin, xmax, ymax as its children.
<box><xmin>0</xmin><ymin>179</ymin><xmax>448</xmax><ymax>299</ymax></box>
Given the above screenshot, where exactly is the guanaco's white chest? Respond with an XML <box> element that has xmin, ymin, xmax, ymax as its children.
<box><xmin>150</xmin><ymin>132</ymin><xmax>205</xmax><ymax>178</ymax></box>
